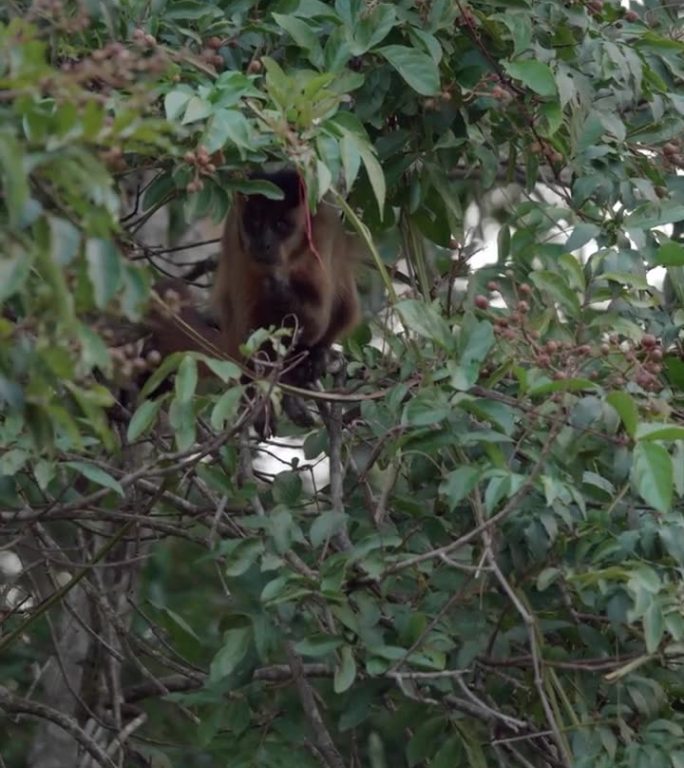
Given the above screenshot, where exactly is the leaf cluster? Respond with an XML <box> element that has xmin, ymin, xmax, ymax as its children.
<box><xmin>1</xmin><ymin>1</ymin><xmax>684</xmax><ymax>767</ymax></box>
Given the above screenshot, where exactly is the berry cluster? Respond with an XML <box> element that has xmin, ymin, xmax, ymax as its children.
<box><xmin>198</xmin><ymin>35</ymin><xmax>235</xmax><ymax>71</ymax></box>
<box><xmin>27</xmin><ymin>0</ymin><xmax>90</xmax><ymax>33</ymax></box>
<box><xmin>475</xmin><ymin>281</ymin><xmax>666</xmax><ymax>394</ymax></box>
<box><xmin>108</xmin><ymin>342</ymin><xmax>161</xmax><ymax>384</ymax></box>
<box><xmin>55</xmin><ymin>39</ymin><xmax>169</xmax><ymax>97</ymax></box>
<box><xmin>604</xmin><ymin>333</ymin><xmax>664</xmax><ymax>392</ymax></box>
<box><xmin>184</xmin><ymin>146</ymin><xmax>218</xmax><ymax>193</ymax></box>
<box><xmin>132</xmin><ymin>27</ymin><xmax>157</xmax><ymax>48</ymax></box>
<box><xmin>663</xmin><ymin>140</ymin><xmax>684</xmax><ymax>170</ymax></box>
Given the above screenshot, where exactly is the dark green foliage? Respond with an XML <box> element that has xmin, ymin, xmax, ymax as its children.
<box><xmin>1</xmin><ymin>1</ymin><xmax>684</xmax><ymax>767</ymax></box>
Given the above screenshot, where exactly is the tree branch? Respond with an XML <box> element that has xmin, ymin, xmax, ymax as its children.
<box><xmin>0</xmin><ymin>687</ymin><xmax>117</xmax><ymax>768</ymax></box>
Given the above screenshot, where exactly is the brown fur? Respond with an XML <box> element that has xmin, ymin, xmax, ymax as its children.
<box><xmin>212</xmin><ymin>191</ymin><xmax>361</xmax><ymax>369</ymax></box>
<box><xmin>146</xmin><ymin>278</ymin><xmax>226</xmax><ymax>375</ymax></box>
<box><xmin>138</xmin><ymin>177</ymin><xmax>361</xmax><ymax>435</ymax></box>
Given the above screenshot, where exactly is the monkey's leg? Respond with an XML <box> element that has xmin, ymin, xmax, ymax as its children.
<box><xmin>282</xmin><ymin>394</ymin><xmax>315</xmax><ymax>428</ymax></box>
<box><xmin>278</xmin><ymin>342</ymin><xmax>331</xmax><ymax>429</ymax></box>
<box><xmin>287</xmin><ymin>344</ymin><xmax>328</xmax><ymax>385</ymax></box>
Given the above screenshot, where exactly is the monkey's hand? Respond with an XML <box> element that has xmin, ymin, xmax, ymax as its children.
<box><xmin>287</xmin><ymin>345</ymin><xmax>328</xmax><ymax>388</ymax></box>
<box><xmin>282</xmin><ymin>394</ymin><xmax>315</xmax><ymax>429</ymax></box>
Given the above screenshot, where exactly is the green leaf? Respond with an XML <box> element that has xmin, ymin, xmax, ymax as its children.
<box><xmin>0</xmin><ymin>131</ymin><xmax>29</xmax><ymax>227</ymax></box>
<box><xmin>497</xmin><ymin>224</ymin><xmax>511</xmax><ymax>260</ymax></box>
<box><xmin>504</xmin><ymin>60</ymin><xmax>557</xmax><ymax>98</ymax></box>
<box><xmin>86</xmin><ymin>238</ymin><xmax>121</xmax><ymax>309</ymax></box>
<box><xmin>631</xmin><ymin>442</ymin><xmax>673</xmax><ymax>514</ymax></box>
<box><xmin>127</xmin><ymin>399</ymin><xmax>163</xmax><ymax>442</ymax></box>
<box><xmin>310</xmin><ymin>510</ymin><xmax>348</xmax><ymax>547</ymax></box>
<box><xmin>675</xmin><ymin>442</ymin><xmax>684</xmax><ymax>498</ymax></box>
<box><xmin>601</xmin><ymin>271</ymin><xmax>650</xmax><ymax>290</ymax></box>
<box><xmin>565</xmin><ymin>223</ymin><xmax>600</xmax><ymax>252</ymax></box>
<box><xmin>357</xmin><ymin>140</ymin><xmax>386</xmax><ymax>217</ymax></box>
<box><xmin>168</xmin><ymin>397</ymin><xmax>196</xmax><ymax>451</ymax></box>
<box><xmin>339</xmin><ymin>133</ymin><xmax>361</xmax><ymax>191</ymax></box>
<box><xmin>334</xmin><ymin>0</ymin><xmax>361</xmax><ymax>28</ymax></box>
<box><xmin>537</xmin><ymin>567</ymin><xmax>561</xmax><ymax>591</ymax></box>
<box><xmin>606</xmin><ymin>392</ymin><xmax>639</xmax><ymax>438</ymax></box>
<box><xmin>295</xmin><ymin>634</ymin><xmax>343</xmax><ymax>657</ymax></box>
<box><xmin>272</xmin><ymin>471</ymin><xmax>303</xmax><ymax>505</ymax></box>
<box><xmin>175</xmin><ymin>356</ymin><xmax>198</xmax><ymax>403</ymax></box>
<box><xmin>228</xmin><ymin>178</ymin><xmax>285</xmax><ymax>199</ymax></box>
<box><xmin>272</xmin><ymin>14</ymin><xmax>323</xmax><ymax>66</ymax></box>
<box><xmin>270</xmin><ymin>507</ymin><xmax>298</xmax><ymax>553</ymax></box>
<box><xmin>403</xmin><ymin>390</ymin><xmax>451</xmax><ymax>426</ymax></box>
<box><xmin>209</xmin><ymin>626</ymin><xmax>252</xmax><ymax>683</ymax></box>
<box><xmin>530</xmin><ymin>270</ymin><xmax>581</xmax><ymax>317</ymax></box>
<box><xmin>395</xmin><ymin>299</ymin><xmax>454</xmax><ymax>350</ymax></box>
<box><xmin>625</xmin><ymin>203</ymin><xmax>684</xmax><ymax>230</ymax></box>
<box><xmin>203</xmin><ymin>109</ymin><xmax>253</xmax><ymax>153</ymax></box>
<box><xmin>65</xmin><ymin>461</ymin><xmax>124</xmax><ymax>497</ymax></box>
<box><xmin>439</xmin><ymin>466</ymin><xmax>480</xmax><ymax>510</ymax></box>
<box><xmin>643</xmin><ymin>600</ymin><xmax>664</xmax><ymax>653</ymax></box>
<box><xmin>154</xmin><ymin>604</ymin><xmax>201</xmax><ymax>642</ymax></box>
<box><xmin>49</xmin><ymin>216</ymin><xmax>80</xmax><ymax>266</ymax></box>
<box><xmin>225</xmin><ymin>539</ymin><xmax>264</xmax><ymax>577</ymax></box>
<box><xmin>528</xmin><ymin>377</ymin><xmax>597</xmax><ymax>396</ymax></box>
<box><xmin>0</xmin><ymin>243</ymin><xmax>33</xmax><ymax>302</ymax></box>
<box><xmin>0</xmin><ymin>448</ymin><xmax>28</xmax><ymax>476</ymax></box>
<box><xmin>140</xmin><ymin>352</ymin><xmax>183</xmax><ymax>398</ymax></box>
<box><xmin>665</xmin><ymin>356</ymin><xmax>684</xmax><ymax>391</ymax></box>
<box><xmin>202</xmin><ymin>355</ymin><xmax>242</xmax><ymax>384</ymax></box>
<box><xmin>349</xmin><ymin>4</ymin><xmax>396</xmax><ymax>55</ymax></box>
<box><xmin>143</xmin><ymin>174</ymin><xmax>174</xmax><ymax>212</ymax></box>
<box><xmin>210</xmin><ymin>388</ymin><xmax>242</xmax><ymax>431</ymax></box>
<box><xmin>538</xmin><ymin>101</ymin><xmax>562</xmax><ymax>137</ymax></box>
<box><xmin>334</xmin><ymin>645</ymin><xmax>357</xmax><ymax>693</ymax></box>
<box><xmin>214</xmin><ymin>71</ymin><xmax>261</xmax><ymax>103</ymax></box>
<box><xmin>182</xmin><ymin>96</ymin><xmax>212</xmax><ymax>125</ymax></box>
<box><xmin>495</xmin><ymin>13</ymin><xmax>532</xmax><ymax>56</ymax></box>
<box><xmin>636</xmin><ymin>423</ymin><xmax>684</xmax><ymax>442</ymax></box>
<box><xmin>377</xmin><ymin>45</ymin><xmax>440</xmax><ymax>96</ymax></box>
<box><xmin>261</xmin><ymin>574</ymin><xmax>312</xmax><ymax>605</ymax></box>
<box><xmin>164</xmin><ymin>88</ymin><xmax>192</xmax><ymax>120</ymax></box>
<box><xmin>407</xmin><ymin>717</ymin><xmax>446</xmax><ymax>766</ymax></box>
<box><xmin>655</xmin><ymin>241</ymin><xmax>684</xmax><ymax>266</ymax></box>
<box><xmin>432</xmin><ymin>737</ymin><xmax>465</xmax><ymax>768</ymax></box>
<box><xmin>332</xmin><ymin>119</ymin><xmax>386</xmax><ymax>215</ymax></box>
<box><xmin>452</xmin><ymin>317</ymin><xmax>495</xmax><ymax>390</ymax></box>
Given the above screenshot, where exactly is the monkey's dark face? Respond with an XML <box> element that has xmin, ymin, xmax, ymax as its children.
<box><xmin>241</xmin><ymin>197</ymin><xmax>302</xmax><ymax>266</ymax></box>
<box><xmin>239</xmin><ymin>170</ymin><xmax>306</xmax><ymax>267</ymax></box>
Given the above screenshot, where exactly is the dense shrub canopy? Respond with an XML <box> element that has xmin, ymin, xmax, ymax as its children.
<box><xmin>1</xmin><ymin>1</ymin><xmax>684</xmax><ymax>767</ymax></box>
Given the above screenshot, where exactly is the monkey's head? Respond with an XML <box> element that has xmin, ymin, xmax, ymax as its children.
<box><xmin>238</xmin><ymin>169</ymin><xmax>306</xmax><ymax>267</ymax></box>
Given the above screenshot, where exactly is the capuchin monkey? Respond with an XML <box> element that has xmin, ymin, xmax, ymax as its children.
<box><xmin>138</xmin><ymin>169</ymin><xmax>361</xmax><ymax>437</ymax></box>
<box><xmin>212</xmin><ymin>168</ymin><xmax>362</xmax><ymax>435</ymax></box>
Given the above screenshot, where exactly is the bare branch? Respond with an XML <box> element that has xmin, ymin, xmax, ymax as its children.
<box><xmin>285</xmin><ymin>642</ymin><xmax>345</xmax><ymax>768</ymax></box>
<box><xmin>0</xmin><ymin>687</ymin><xmax>117</xmax><ymax>768</ymax></box>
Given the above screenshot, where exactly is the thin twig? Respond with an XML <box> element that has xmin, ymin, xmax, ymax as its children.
<box><xmin>105</xmin><ymin>713</ymin><xmax>147</xmax><ymax>759</ymax></box>
<box><xmin>0</xmin><ymin>687</ymin><xmax>117</xmax><ymax>768</ymax></box>
<box><xmin>317</xmin><ymin>361</ymin><xmax>352</xmax><ymax>551</ymax></box>
<box><xmin>284</xmin><ymin>642</ymin><xmax>345</xmax><ymax>768</ymax></box>
<box><xmin>384</xmin><ymin>422</ymin><xmax>561</xmax><ymax>576</ymax></box>
<box><xmin>472</xmin><ymin>482</ymin><xmax>571</xmax><ymax>767</ymax></box>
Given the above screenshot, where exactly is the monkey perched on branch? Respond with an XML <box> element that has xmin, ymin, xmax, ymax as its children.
<box><xmin>212</xmin><ymin>169</ymin><xmax>361</xmax><ymax>431</ymax></box>
<box><xmin>139</xmin><ymin>169</ymin><xmax>362</xmax><ymax>436</ymax></box>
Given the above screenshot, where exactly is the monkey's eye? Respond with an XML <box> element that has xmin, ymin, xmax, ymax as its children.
<box><xmin>274</xmin><ymin>219</ymin><xmax>291</xmax><ymax>234</ymax></box>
